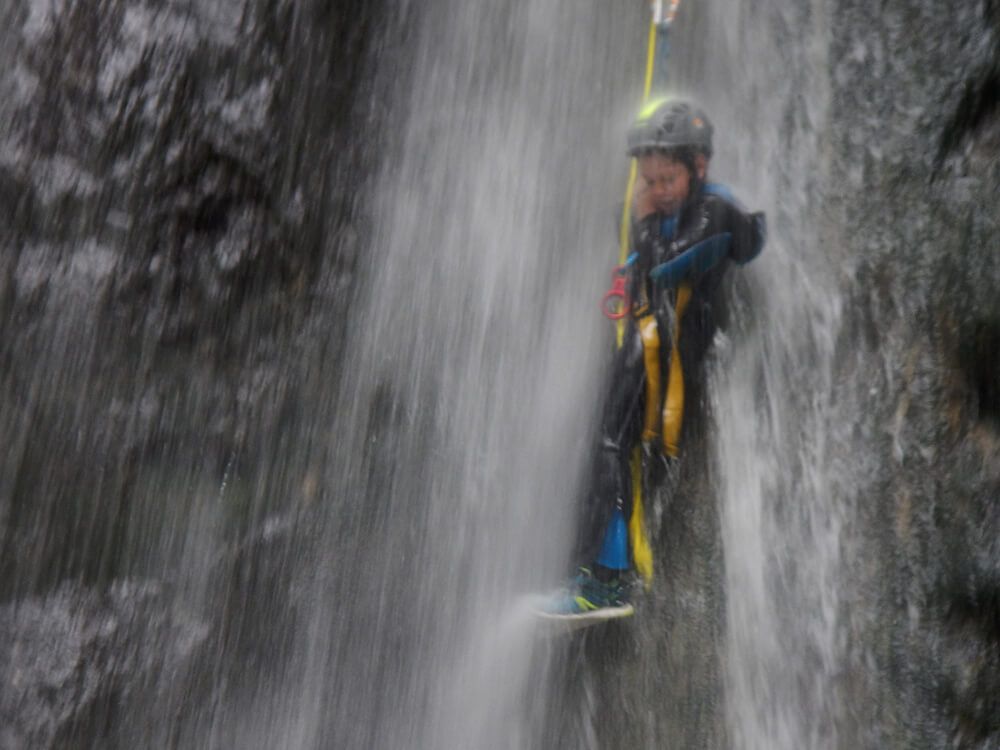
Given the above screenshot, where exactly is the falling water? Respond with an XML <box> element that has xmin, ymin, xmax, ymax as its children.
<box><xmin>271</xmin><ymin>4</ymin><xmax>645</xmax><ymax>748</ymax></box>
<box><xmin>693</xmin><ymin>0</ymin><xmax>851</xmax><ymax>747</ymax></box>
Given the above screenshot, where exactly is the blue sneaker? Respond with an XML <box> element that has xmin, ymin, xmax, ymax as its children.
<box><xmin>538</xmin><ymin>567</ymin><xmax>631</xmax><ymax>616</ymax></box>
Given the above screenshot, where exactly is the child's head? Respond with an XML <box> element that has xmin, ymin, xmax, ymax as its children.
<box><xmin>627</xmin><ymin>99</ymin><xmax>713</xmax><ymax>212</ymax></box>
<box><xmin>636</xmin><ymin>149</ymin><xmax>700</xmax><ymax>216</ymax></box>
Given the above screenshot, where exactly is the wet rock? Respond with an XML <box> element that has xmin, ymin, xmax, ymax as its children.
<box><xmin>0</xmin><ymin>0</ymin><xmax>383</xmax><ymax>595</ymax></box>
<box><xmin>827</xmin><ymin>0</ymin><xmax>1000</xmax><ymax>746</ymax></box>
<box><xmin>0</xmin><ymin>582</ymin><xmax>207</xmax><ymax>750</ymax></box>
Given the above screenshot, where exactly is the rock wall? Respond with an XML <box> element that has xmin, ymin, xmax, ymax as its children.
<box><xmin>0</xmin><ymin>0</ymin><xmax>385</xmax><ymax>589</ymax></box>
<box><xmin>0</xmin><ymin>0</ymin><xmax>391</xmax><ymax>745</ymax></box>
<box><xmin>830</xmin><ymin>1</ymin><xmax>1000</xmax><ymax>746</ymax></box>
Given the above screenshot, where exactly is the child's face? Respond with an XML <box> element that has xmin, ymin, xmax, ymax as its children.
<box><xmin>638</xmin><ymin>152</ymin><xmax>693</xmax><ymax>216</ymax></box>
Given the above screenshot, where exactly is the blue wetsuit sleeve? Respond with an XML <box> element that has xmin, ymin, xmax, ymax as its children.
<box><xmin>649</xmin><ymin>233</ymin><xmax>732</xmax><ymax>289</ymax></box>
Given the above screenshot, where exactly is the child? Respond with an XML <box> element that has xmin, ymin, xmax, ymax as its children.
<box><xmin>545</xmin><ymin>99</ymin><xmax>766</xmax><ymax>616</ymax></box>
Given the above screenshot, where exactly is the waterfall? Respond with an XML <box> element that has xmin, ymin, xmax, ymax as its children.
<box><xmin>692</xmin><ymin>0</ymin><xmax>852</xmax><ymax>747</ymax></box>
<box><xmin>6</xmin><ymin>0</ymin><xmax>999</xmax><ymax>747</ymax></box>
<box><xmin>274</xmin><ymin>3</ymin><xmax>644</xmax><ymax>748</ymax></box>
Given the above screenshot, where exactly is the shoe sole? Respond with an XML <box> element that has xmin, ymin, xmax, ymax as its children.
<box><xmin>532</xmin><ymin>603</ymin><xmax>635</xmax><ymax>633</ymax></box>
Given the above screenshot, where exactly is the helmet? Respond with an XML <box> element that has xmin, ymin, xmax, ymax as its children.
<box><xmin>626</xmin><ymin>98</ymin><xmax>714</xmax><ymax>158</ymax></box>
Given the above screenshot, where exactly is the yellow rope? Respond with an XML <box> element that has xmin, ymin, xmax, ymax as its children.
<box><xmin>642</xmin><ymin>17</ymin><xmax>658</xmax><ymax>100</ymax></box>
<box><xmin>616</xmin><ymin>11</ymin><xmax>659</xmax><ymax>335</ymax></box>
<box><xmin>621</xmin><ymin>7</ymin><xmax>663</xmax><ymax>585</ymax></box>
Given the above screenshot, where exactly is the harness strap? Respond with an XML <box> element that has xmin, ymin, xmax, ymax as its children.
<box><xmin>628</xmin><ymin>449</ymin><xmax>653</xmax><ymax>582</ymax></box>
<box><xmin>637</xmin><ymin>282</ymin><xmax>692</xmax><ymax>455</ymax></box>
<box><xmin>638</xmin><ymin>314</ymin><xmax>662</xmax><ymax>441</ymax></box>
<box><xmin>662</xmin><ymin>282</ymin><xmax>692</xmax><ymax>456</ymax></box>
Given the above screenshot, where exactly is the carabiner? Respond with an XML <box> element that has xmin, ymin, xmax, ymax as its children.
<box><xmin>601</xmin><ymin>265</ymin><xmax>631</xmax><ymax>320</ymax></box>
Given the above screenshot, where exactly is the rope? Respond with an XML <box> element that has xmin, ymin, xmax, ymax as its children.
<box><xmin>621</xmin><ymin>1</ymin><xmax>683</xmax><ymax>585</ymax></box>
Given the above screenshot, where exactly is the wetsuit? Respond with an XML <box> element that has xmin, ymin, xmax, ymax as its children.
<box><xmin>578</xmin><ymin>183</ymin><xmax>766</xmax><ymax>568</ymax></box>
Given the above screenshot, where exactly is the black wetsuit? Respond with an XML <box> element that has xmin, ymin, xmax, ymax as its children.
<box><xmin>578</xmin><ymin>184</ymin><xmax>766</xmax><ymax>567</ymax></box>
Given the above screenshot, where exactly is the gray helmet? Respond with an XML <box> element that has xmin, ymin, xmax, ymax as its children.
<box><xmin>626</xmin><ymin>98</ymin><xmax>714</xmax><ymax>158</ymax></box>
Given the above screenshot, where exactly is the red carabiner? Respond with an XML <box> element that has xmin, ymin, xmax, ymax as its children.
<box><xmin>601</xmin><ymin>266</ymin><xmax>630</xmax><ymax>320</ymax></box>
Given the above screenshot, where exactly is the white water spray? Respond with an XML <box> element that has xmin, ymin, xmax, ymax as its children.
<box><xmin>282</xmin><ymin>3</ymin><xmax>643</xmax><ymax>748</ymax></box>
<box><xmin>699</xmin><ymin>0</ymin><xmax>851</xmax><ymax>747</ymax></box>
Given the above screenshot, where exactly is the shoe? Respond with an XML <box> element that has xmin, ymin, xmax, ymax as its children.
<box><xmin>538</xmin><ymin>567</ymin><xmax>630</xmax><ymax>616</ymax></box>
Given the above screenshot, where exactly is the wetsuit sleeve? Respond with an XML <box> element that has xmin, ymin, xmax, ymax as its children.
<box><xmin>730</xmin><ymin>209</ymin><xmax>766</xmax><ymax>265</ymax></box>
<box><xmin>649</xmin><ymin>234</ymin><xmax>732</xmax><ymax>288</ymax></box>
<box><xmin>700</xmin><ymin>189</ymin><xmax>766</xmax><ymax>265</ymax></box>
<box><xmin>649</xmin><ymin>195</ymin><xmax>765</xmax><ymax>288</ymax></box>
<box><xmin>627</xmin><ymin>213</ymin><xmax>661</xmax><ymax>303</ymax></box>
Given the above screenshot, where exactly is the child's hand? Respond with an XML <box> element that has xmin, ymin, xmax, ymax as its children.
<box><xmin>632</xmin><ymin>176</ymin><xmax>656</xmax><ymax>220</ymax></box>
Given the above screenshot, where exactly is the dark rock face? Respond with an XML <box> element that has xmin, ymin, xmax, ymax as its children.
<box><xmin>827</xmin><ymin>1</ymin><xmax>1000</xmax><ymax>747</ymax></box>
<box><xmin>0</xmin><ymin>583</ymin><xmax>206</xmax><ymax>749</ymax></box>
<box><xmin>0</xmin><ymin>0</ymin><xmax>382</xmax><ymax>590</ymax></box>
<box><xmin>0</xmin><ymin>0</ymin><xmax>387</xmax><ymax>745</ymax></box>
